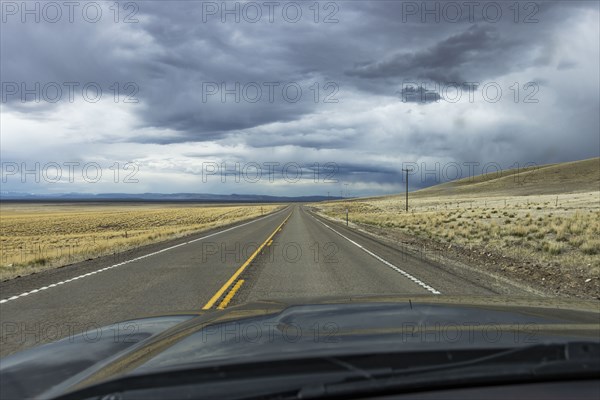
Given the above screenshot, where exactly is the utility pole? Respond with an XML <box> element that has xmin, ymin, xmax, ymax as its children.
<box><xmin>402</xmin><ymin>168</ymin><xmax>412</xmax><ymax>212</ymax></box>
<box><xmin>344</xmin><ymin>183</ymin><xmax>349</xmax><ymax>198</ymax></box>
<box><xmin>340</xmin><ymin>190</ymin><xmax>343</xmax><ymax>199</ymax></box>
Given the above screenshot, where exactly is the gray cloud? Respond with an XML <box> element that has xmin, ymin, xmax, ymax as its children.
<box><xmin>346</xmin><ymin>25</ymin><xmax>508</xmax><ymax>83</ymax></box>
<box><xmin>1</xmin><ymin>1</ymin><xmax>598</xmax><ymax>195</ymax></box>
<box><xmin>396</xmin><ymin>85</ymin><xmax>443</xmax><ymax>103</ymax></box>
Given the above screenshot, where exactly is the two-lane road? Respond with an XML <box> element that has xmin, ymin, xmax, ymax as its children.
<box><xmin>235</xmin><ymin>206</ymin><xmax>497</xmax><ymax>304</ymax></box>
<box><xmin>0</xmin><ymin>204</ymin><xmax>530</xmax><ymax>356</ymax></box>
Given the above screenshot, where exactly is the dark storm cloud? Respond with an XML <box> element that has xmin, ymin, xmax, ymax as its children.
<box><xmin>396</xmin><ymin>85</ymin><xmax>442</xmax><ymax>103</ymax></box>
<box><xmin>1</xmin><ymin>1</ymin><xmax>598</xmax><ymax>195</ymax></box>
<box><xmin>0</xmin><ymin>1</ymin><xmax>588</xmax><ymax>137</ymax></box>
<box><xmin>346</xmin><ymin>24</ymin><xmax>524</xmax><ymax>84</ymax></box>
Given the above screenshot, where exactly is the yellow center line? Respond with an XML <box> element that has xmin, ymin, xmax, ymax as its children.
<box><xmin>202</xmin><ymin>212</ymin><xmax>292</xmax><ymax>310</ymax></box>
<box><xmin>217</xmin><ymin>279</ymin><xmax>245</xmax><ymax>309</ymax></box>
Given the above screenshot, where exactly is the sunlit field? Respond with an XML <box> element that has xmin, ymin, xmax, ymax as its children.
<box><xmin>0</xmin><ymin>203</ymin><xmax>281</xmax><ymax>280</ymax></box>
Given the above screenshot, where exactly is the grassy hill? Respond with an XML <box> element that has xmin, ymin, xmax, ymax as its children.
<box><xmin>414</xmin><ymin>157</ymin><xmax>599</xmax><ymax>198</ymax></box>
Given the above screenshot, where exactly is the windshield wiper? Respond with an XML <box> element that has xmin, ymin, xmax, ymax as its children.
<box><xmin>294</xmin><ymin>342</ymin><xmax>600</xmax><ymax>399</ymax></box>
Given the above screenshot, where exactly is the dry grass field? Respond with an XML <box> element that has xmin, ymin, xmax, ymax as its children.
<box><xmin>0</xmin><ymin>203</ymin><xmax>281</xmax><ymax>280</ymax></box>
<box><xmin>315</xmin><ymin>158</ymin><xmax>600</xmax><ymax>296</ymax></box>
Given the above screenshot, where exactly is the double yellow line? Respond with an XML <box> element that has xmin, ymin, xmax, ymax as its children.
<box><xmin>202</xmin><ymin>212</ymin><xmax>292</xmax><ymax>310</ymax></box>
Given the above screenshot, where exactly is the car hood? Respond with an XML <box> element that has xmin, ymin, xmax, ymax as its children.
<box><xmin>1</xmin><ymin>295</ymin><xmax>599</xmax><ymax>399</ymax></box>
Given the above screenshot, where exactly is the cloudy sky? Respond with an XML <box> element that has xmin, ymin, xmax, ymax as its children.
<box><xmin>1</xmin><ymin>0</ymin><xmax>598</xmax><ymax>196</ymax></box>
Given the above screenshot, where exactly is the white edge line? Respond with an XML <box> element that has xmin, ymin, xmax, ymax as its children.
<box><xmin>0</xmin><ymin>207</ymin><xmax>290</xmax><ymax>305</ymax></box>
<box><xmin>314</xmin><ymin>217</ymin><xmax>441</xmax><ymax>295</ymax></box>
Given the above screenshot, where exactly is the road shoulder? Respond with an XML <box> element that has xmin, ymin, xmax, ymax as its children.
<box><xmin>308</xmin><ymin>207</ymin><xmax>559</xmax><ymax>299</ymax></box>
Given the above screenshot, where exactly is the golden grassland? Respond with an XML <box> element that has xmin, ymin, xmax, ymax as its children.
<box><xmin>315</xmin><ymin>158</ymin><xmax>600</xmax><ymax>279</ymax></box>
<box><xmin>0</xmin><ymin>203</ymin><xmax>281</xmax><ymax>280</ymax></box>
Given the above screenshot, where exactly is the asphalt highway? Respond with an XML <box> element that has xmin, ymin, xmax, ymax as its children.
<box><xmin>0</xmin><ymin>204</ymin><xmax>530</xmax><ymax>356</ymax></box>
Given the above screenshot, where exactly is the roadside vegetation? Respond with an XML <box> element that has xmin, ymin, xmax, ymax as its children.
<box><xmin>0</xmin><ymin>203</ymin><xmax>281</xmax><ymax>280</ymax></box>
<box><xmin>318</xmin><ymin>193</ymin><xmax>599</xmax><ymax>273</ymax></box>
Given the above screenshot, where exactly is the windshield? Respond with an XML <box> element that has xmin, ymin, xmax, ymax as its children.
<box><xmin>0</xmin><ymin>0</ymin><xmax>599</xmax><ymax>397</ymax></box>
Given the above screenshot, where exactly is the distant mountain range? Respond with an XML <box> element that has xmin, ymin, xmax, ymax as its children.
<box><xmin>0</xmin><ymin>192</ymin><xmax>343</xmax><ymax>203</ymax></box>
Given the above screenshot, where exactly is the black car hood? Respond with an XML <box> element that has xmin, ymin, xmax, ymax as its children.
<box><xmin>1</xmin><ymin>296</ymin><xmax>599</xmax><ymax>399</ymax></box>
